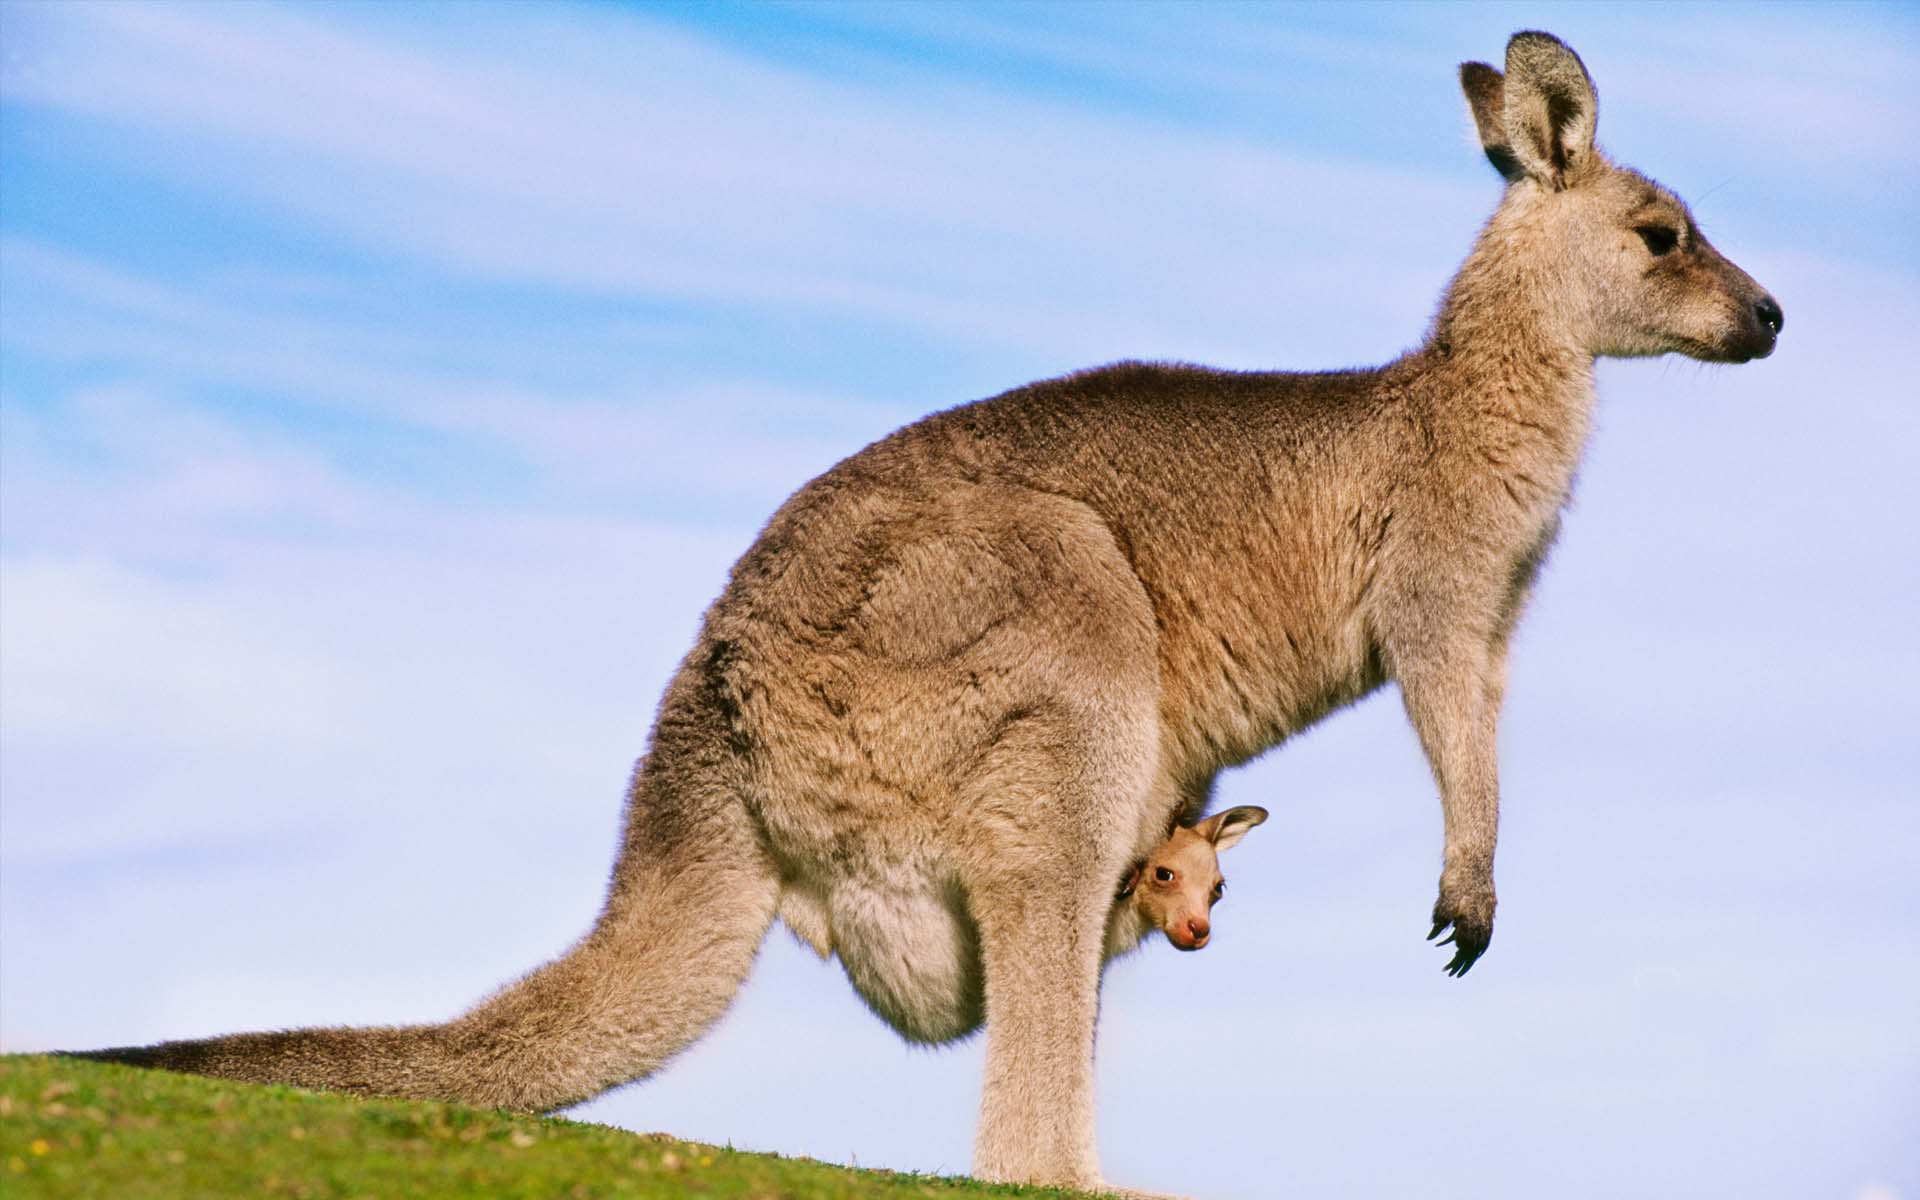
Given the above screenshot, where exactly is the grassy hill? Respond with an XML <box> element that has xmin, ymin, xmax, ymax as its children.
<box><xmin>0</xmin><ymin>1054</ymin><xmax>1108</xmax><ymax>1199</ymax></box>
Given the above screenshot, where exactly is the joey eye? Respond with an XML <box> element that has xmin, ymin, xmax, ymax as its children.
<box><xmin>1635</xmin><ymin>225</ymin><xmax>1679</xmax><ymax>257</ymax></box>
<box><xmin>1154</xmin><ymin>867</ymin><xmax>1175</xmax><ymax>883</ymax></box>
<box><xmin>1211</xmin><ymin>881</ymin><xmax>1225</xmax><ymax>902</ymax></box>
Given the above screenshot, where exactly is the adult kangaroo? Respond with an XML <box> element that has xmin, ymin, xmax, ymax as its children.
<box><xmin>75</xmin><ymin>31</ymin><xmax>1781</xmax><ymax>1193</ymax></box>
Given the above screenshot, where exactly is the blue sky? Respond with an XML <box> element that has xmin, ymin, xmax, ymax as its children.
<box><xmin>2</xmin><ymin>3</ymin><xmax>1916</xmax><ymax>1198</ymax></box>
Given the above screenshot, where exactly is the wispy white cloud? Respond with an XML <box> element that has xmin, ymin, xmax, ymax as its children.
<box><xmin>0</xmin><ymin>3</ymin><xmax>1483</xmax><ymax>367</ymax></box>
<box><xmin>1595</xmin><ymin>7</ymin><xmax>1920</xmax><ymax>173</ymax></box>
<box><xmin>0</xmin><ymin>384</ymin><xmax>753</xmax><ymax>863</ymax></box>
<box><xmin>0</xmin><ymin>237</ymin><xmax>913</xmax><ymax>523</ymax></box>
<box><xmin>653</xmin><ymin>3</ymin><xmax>1920</xmax><ymax>175</ymax></box>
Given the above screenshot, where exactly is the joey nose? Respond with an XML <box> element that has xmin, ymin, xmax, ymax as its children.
<box><xmin>1755</xmin><ymin>295</ymin><xmax>1784</xmax><ymax>336</ymax></box>
<box><xmin>1187</xmin><ymin>917</ymin><xmax>1210</xmax><ymax>943</ymax></box>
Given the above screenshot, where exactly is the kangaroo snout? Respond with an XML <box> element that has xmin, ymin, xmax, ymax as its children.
<box><xmin>1703</xmin><ymin>249</ymin><xmax>1783</xmax><ymax>363</ymax></box>
<box><xmin>1165</xmin><ymin>914</ymin><xmax>1209</xmax><ymax>951</ymax></box>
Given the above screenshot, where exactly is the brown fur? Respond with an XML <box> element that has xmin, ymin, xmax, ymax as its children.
<box><xmin>69</xmin><ymin>32</ymin><xmax>1781</xmax><ymax>1194</ymax></box>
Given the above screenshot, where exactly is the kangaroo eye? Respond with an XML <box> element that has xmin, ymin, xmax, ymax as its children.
<box><xmin>1154</xmin><ymin>867</ymin><xmax>1175</xmax><ymax>883</ymax></box>
<box><xmin>1211</xmin><ymin>882</ymin><xmax>1225</xmax><ymax>901</ymax></box>
<box><xmin>1635</xmin><ymin>225</ymin><xmax>1679</xmax><ymax>257</ymax></box>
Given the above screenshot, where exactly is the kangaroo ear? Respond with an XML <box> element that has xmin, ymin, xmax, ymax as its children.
<box><xmin>1460</xmin><ymin>61</ymin><xmax>1521</xmax><ymax>182</ymax></box>
<box><xmin>1198</xmin><ymin>805</ymin><xmax>1268</xmax><ymax>852</ymax></box>
<box><xmin>1500</xmin><ymin>31</ymin><xmax>1598</xmax><ymax>191</ymax></box>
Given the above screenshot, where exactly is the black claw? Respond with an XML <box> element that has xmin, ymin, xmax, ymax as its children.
<box><xmin>1430</xmin><ymin>900</ymin><xmax>1493</xmax><ymax>976</ymax></box>
<box><xmin>1442</xmin><ymin>930</ymin><xmax>1488</xmax><ymax>976</ymax></box>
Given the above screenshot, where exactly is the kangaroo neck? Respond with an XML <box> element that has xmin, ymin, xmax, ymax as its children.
<box><xmin>1420</xmin><ymin>253</ymin><xmax>1599</xmax><ymax>464</ymax></box>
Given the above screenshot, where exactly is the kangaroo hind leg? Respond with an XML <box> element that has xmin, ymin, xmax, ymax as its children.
<box><xmin>961</xmin><ymin>699</ymin><xmax>1160</xmax><ymax>1191</ymax></box>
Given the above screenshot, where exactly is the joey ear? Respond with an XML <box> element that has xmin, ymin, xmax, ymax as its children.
<box><xmin>1460</xmin><ymin>62</ymin><xmax>1521</xmax><ymax>182</ymax></box>
<box><xmin>1197</xmin><ymin>805</ymin><xmax>1268</xmax><ymax>852</ymax></box>
<box><xmin>1500</xmin><ymin>31</ymin><xmax>1598</xmax><ymax>191</ymax></box>
<box><xmin>1118</xmin><ymin>865</ymin><xmax>1141</xmax><ymax>899</ymax></box>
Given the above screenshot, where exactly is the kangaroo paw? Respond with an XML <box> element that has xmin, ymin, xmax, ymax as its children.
<box><xmin>1428</xmin><ymin>866</ymin><xmax>1496</xmax><ymax>976</ymax></box>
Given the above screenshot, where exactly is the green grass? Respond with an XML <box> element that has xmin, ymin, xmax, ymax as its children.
<box><xmin>0</xmin><ymin>1054</ymin><xmax>1110</xmax><ymax>1199</ymax></box>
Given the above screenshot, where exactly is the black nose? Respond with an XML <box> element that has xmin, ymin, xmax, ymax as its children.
<box><xmin>1755</xmin><ymin>295</ymin><xmax>1784</xmax><ymax>336</ymax></box>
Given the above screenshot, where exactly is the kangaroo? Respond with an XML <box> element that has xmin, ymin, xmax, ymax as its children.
<box><xmin>1108</xmin><ymin>806</ymin><xmax>1267</xmax><ymax>958</ymax></box>
<box><xmin>71</xmin><ymin>31</ymin><xmax>1780</xmax><ymax>1194</ymax></box>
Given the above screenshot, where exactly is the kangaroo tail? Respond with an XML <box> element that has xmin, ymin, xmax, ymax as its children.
<box><xmin>68</xmin><ymin>692</ymin><xmax>781</xmax><ymax>1112</ymax></box>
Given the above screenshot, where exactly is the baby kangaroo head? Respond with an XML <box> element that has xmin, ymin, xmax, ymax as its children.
<box><xmin>1459</xmin><ymin>31</ymin><xmax>1782</xmax><ymax>364</ymax></box>
<box><xmin>1122</xmin><ymin>805</ymin><xmax>1268</xmax><ymax>951</ymax></box>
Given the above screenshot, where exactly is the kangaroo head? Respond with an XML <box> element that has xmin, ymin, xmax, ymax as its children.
<box><xmin>1456</xmin><ymin>32</ymin><xmax>1782</xmax><ymax>364</ymax></box>
<box><xmin>1120</xmin><ymin>805</ymin><xmax>1268</xmax><ymax>951</ymax></box>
